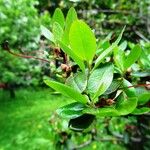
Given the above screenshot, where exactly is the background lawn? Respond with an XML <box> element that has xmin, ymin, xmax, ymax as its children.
<box><xmin>0</xmin><ymin>88</ymin><xmax>70</xmax><ymax>150</ymax></box>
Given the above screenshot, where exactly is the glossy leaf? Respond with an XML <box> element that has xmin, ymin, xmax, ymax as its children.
<box><xmin>59</xmin><ymin>41</ymin><xmax>85</xmax><ymax>71</ymax></box>
<box><xmin>44</xmin><ymin>79</ymin><xmax>87</xmax><ymax>104</ymax></box>
<box><xmin>93</xmin><ymin>27</ymin><xmax>125</xmax><ymax>70</ymax></box>
<box><xmin>56</xmin><ymin>102</ymin><xmax>86</xmax><ymax>119</ymax></box>
<box><xmin>66</xmin><ymin>72</ymin><xmax>87</xmax><ymax>93</ymax></box>
<box><xmin>41</xmin><ymin>25</ymin><xmax>54</xmax><ymax>42</ymax></box>
<box><xmin>123</xmin><ymin>44</ymin><xmax>142</xmax><ymax>70</ymax></box>
<box><xmin>52</xmin><ymin>8</ymin><xmax>65</xmax><ymax>29</ymax></box>
<box><xmin>88</xmin><ymin>63</ymin><xmax>114</xmax><ymax>100</ymax></box>
<box><xmin>69</xmin><ymin>20</ymin><xmax>96</xmax><ymax>62</ymax></box>
<box><xmin>104</xmin><ymin>79</ymin><xmax>123</xmax><ymax>95</ymax></box>
<box><xmin>69</xmin><ymin>114</ymin><xmax>95</xmax><ymax>131</ymax></box>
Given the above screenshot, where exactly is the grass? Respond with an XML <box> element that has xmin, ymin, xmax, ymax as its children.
<box><xmin>0</xmin><ymin>88</ymin><xmax>70</xmax><ymax>150</ymax></box>
<box><xmin>0</xmin><ymin>88</ymin><xmax>127</xmax><ymax>150</ymax></box>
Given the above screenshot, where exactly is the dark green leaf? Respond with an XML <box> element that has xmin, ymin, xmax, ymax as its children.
<box><xmin>66</xmin><ymin>72</ymin><xmax>87</xmax><ymax>93</ymax></box>
<box><xmin>69</xmin><ymin>114</ymin><xmax>95</xmax><ymax>131</ymax></box>
<box><xmin>88</xmin><ymin>63</ymin><xmax>114</xmax><ymax>100</ymax></box>
<box><xmin>56</xmin><ymin>102</ymin><xmax>86</xmax><ymax>119</ymax></box>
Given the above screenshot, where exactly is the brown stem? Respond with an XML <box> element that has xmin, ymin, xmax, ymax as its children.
<box><xmin>8</xmin><ymin>50</ymin><xmax>50</xmax><ymax>63</ymax></box>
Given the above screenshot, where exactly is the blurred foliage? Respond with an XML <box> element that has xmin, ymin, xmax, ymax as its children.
<box><xmin>0</xmin><ymin>0</ymin><xmax>51</xmax><ymax>89</ymax></box>
<box><xmin>37</xmin><ymin>0</ymin><xmax>150</xmax><ymax>41</ymax></box>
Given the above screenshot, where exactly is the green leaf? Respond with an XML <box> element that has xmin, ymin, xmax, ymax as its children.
<box><xmin>138</xmin><ymin>93</ymin><xmax>150</xmax><ymax>105</ymax></box>
<box><xmin>59</xmin><ymin>41</ymin><xmax>85</xmax><ymax>71</ymax></box>
<box><xmin>69</xmin><ymin>114</ymin><xmax>95</xmax><ymax>131</ymax></box>
<box><xmin>41</xmin><ymin>25</ymin><xmax>54</xmax><ymax>42</ymax></box>
<box><xmin>113</xmin><ymin>46</ymin><xmax>125</xmax><ymax>72</ymax></box>
<box><xmin>131</xmin><ymin>71</ymin><xmax>150</xmax><ymax>77</ymax></box>
<box><xmin>132</xmin><ymin>107</ymin><xmax>150</xmax><ymax>115</ymax></box>
<box><xmin>119</xmin><ymin>41</ymin><xmax>127</xmax><ymax>51</ymax></box>
<box><xmin>84</xmin><ymin>107</ymin><xmax>119</xmax><ymax>117</ymax></box>
<box><xmin>52</xmin><ymin>22</ymin><xmax>63</xmax><ymax>42</ymax></box>
<box><xmin>88</xmin><ymin>63</ymin><xmax>114</xmax><ymax>100</ymax></box>
<box><xmin>56</xmin><ymin>102</ymin><xmax>86</xmax><ymax>119</ymax></box>
<box><xmin>63</xmin><ymin>7</ymin><xmax>77</xmax><ymax>45</ymax></box>
<box><xmin>66</xmin><ymin>72</ymin><xmax>87</xmax><ymax>93</ymax></box>
<box><xmin>69</xmin><ymin>20</ymin><xmax>96</xmax><ymax>62</ymax></box>
<box><xmin>122</xmin><ymin>79</ymin><xmax>136</xmax><ymax>97</ymax></box>
<box><xmin>52</xmin><ymin>8</ymin><xmax>65</xmax><ymax>29</ymax></box>
<box><xmin>44</xmin><ymin>79</ymin><xmax>87</xmax><ymax>104</ymax></box>
<box><xmin>116</xmin><ymin>96</ymin><xmax>138</xmax><ymax>115</ymax></box>
<box><xmin>123</xmin><ymin>44</ymin><xmax>142</xmax><ymax>70</ymax></box>
<box><xmin>93</xmin><ymin>27</ymin><xmax>125</xmax><ymax>70</ymax></box>
<box><xmin>104</xmin><ymin>79</ymin><xmax>123</xmax><ymax>95</ymax></box>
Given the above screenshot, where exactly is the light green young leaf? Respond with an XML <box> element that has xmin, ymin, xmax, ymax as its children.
<box><xmin>69</xmin><ymin>20</ymin><xmax>96</xmax><ymax>62</ymax></box>
<box><xmin>44</xmin><ymin>79</ymin><xmax>87</xmax><ymax>104</ymax></box>
<box><xmin>41</xmin><ymin>25</ymin><xmax>54</xmax><ymax>42</ymax></box>
<box><xmin>132</xmin><ymin>107</ymin><xmax>150</xmax><ymax>115</ymax></box>
<box><xmin>123</xmin><ymin>44</ymin><xmax>142</xmax><ymax>70</ymax></box>
<box><xmin>66</xmin><ymin>72</ymin><xmax>87</xmax><ymax>93</ymax></box>
<box><xmin>56</xmin><ymin>102</ymin><xmax>86</xmax><ymax>119</ymax></box>
<box><xmin>116</xmin><ymin>96</ymin><xmax>138</xmax><ymax>115</ymax></box>
<box><xmin>113</xmin><ymin>46</ymin><xmax>125</xmax><ymax>72</ymax></box>
<box><xmin>59</xmin><ymin>41</ymin><xmax>85</xmax><ymax>71</ymax></box>
<box><xmin>52</xmin><ymin>8</ymin><xmax>65</xmax><ymax>29</ymax></box>
<box><xmin>63</xmin><ymin>7</ymin><xmax>77</xmax><ymax>45</ymax></box>
<box><xmin>84</xmin><ymin>107</ymin><xmax>119</xmax><ymax>117</ymax></box>
<box><xmin>88</xmin><ymin>63</ymin><xmax>114</xmax><ymax>100</ymax></box>
<box><xmin>138</xmin><ymin>92</ymin><xmax>150</xmax><ymax>105</ymax></box>
<box><xmin>52</xmin><ymin>22</ymin><xmax>63</xmax><ymax>42</ymax></box>
<box><xmin>93</xmin><ymin>27</ymin><xmax>125</xmax><ymax>70</ymax></box>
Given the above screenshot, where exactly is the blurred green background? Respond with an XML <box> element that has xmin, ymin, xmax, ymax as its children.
<box><xmin>0</xmin><ymin>0</ymin><xmax>150</xmax><ymax>149</ymax></box>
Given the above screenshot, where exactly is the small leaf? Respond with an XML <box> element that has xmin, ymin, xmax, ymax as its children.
<box><xmin>69</xmin><ymin>114</ymin><xmax>95</xmax><ymax>131</ymax></box>
<box><xmin>122</xmin><ymin>79</ymin><xmax>136</xmax><ymax>97</ymax></box>
<box><xmin>59</xmin><ymin>41</ymin><xmax>85</xmax><ymax>71</ymax></box>
<box><xmin>88</xmin><ymin>63</ymin><xmax>114</xmax><ymax>100</ymax></box>
<box><xmin>56</xmin><ymin>102</ymin><xmax>86</xmax><ymax>119</ymax></box>
<box><xmin>131</xmin><ymin>71</ymin><xmax>150</xmax><ymax>77</ymax></box>
<box><xmin>93</xmin><ymin>27</ymin><xmax>125</xmax><ymax>70</ymax></box>
<box><xmin>44</xmin><ymin>79</ymin><xmax>87</xmax><ymax>104</ymax></box>
<box><xmin>52</xmin><ymin>22</ymin><xmax>63</xmax><ymax>42</ymax></box>
<box><xmin>84</xmin><ymin>107</ymin><xmax>119</xmax><ymax>117</ymax></box>
<box><xmin>41</xmin><ymin>25</ymin><xmax>54</xmax><ymax>42</ymax></box>
<box><xmin>52</xmin><ymin>8</ymin><xmax>65</xmax><ymax>29</ymax></box>
<box><xmin>69</xmin><ymin>20</ymin><xmax>96</xmax><ymax>62</ymax></box>
<box><xmin>138</xmin><ymin>93</ymin><xmax>150</xmax><ymax>105</ymax></box>
<box><xmin>63</xmin><ymin>7</ymin><xmax>77</xmax><ymax>45</ymax></box>
<box><xmin>66</xmin><ymin>72</ymin><xmax>87</xmax><ymax>93</ymax></box>
<box><xmin>132</xmin><ymin>107</ymin><xmax>150</xmax><ymax>115</ymax></box>
<box><xmin>116</xmin><ymin>95</ymin><xmax>138</xmax><ymax>115</ymax></box>
<box><xmin>104</xmin><ymin>79</ymin><xmax>123</xmax><ymax>95</ymax></box>
<box><xmin>113</xmin><ymin>46</ymin><xmax>125</xmax><ymax>72</ymax></box>
<box><xmin>123</xmin><ymin>44</ymin><xmax>142</xmax><ymax>70</ymax></box>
